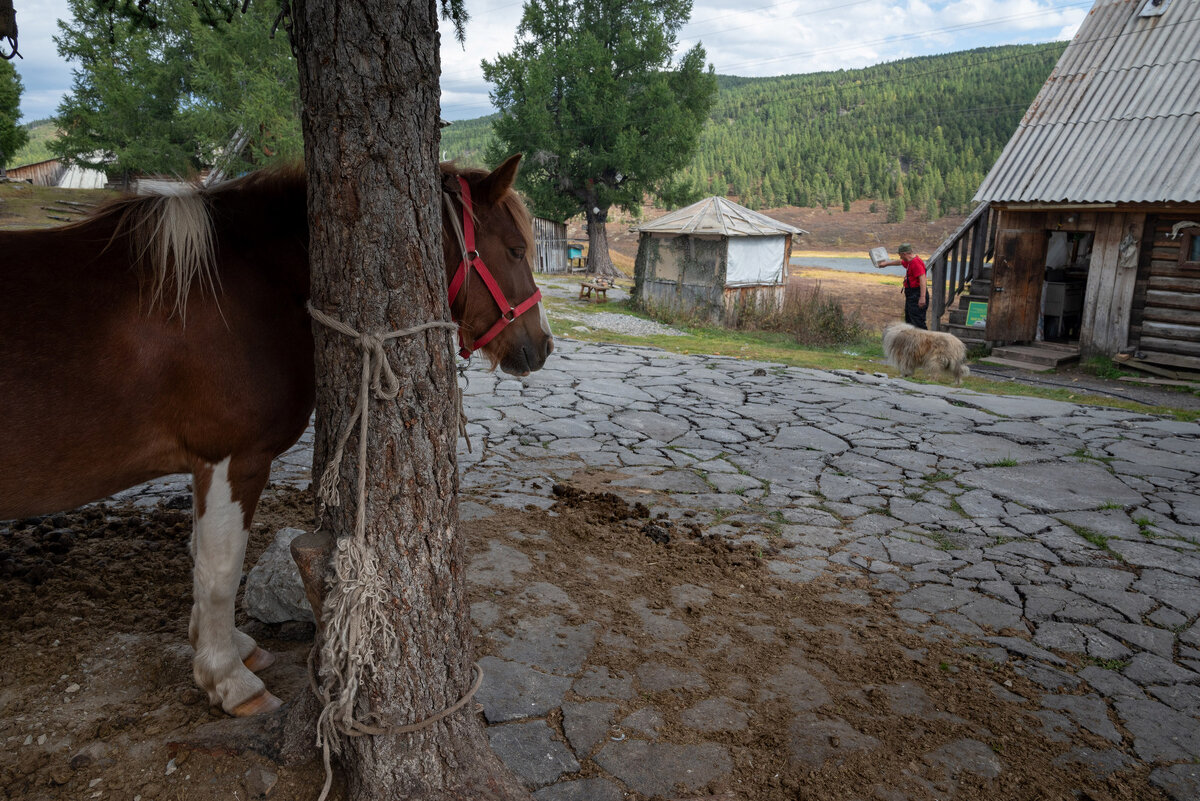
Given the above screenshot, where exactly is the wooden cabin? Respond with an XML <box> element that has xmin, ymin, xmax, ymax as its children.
<box><xmin>6</xmin><ymin>158</ymin><xmax>108</xmax><ymax>189</ymax></box>
<box><xmin>632</xmin><ymin>196</ymin><xmax>806</xmax><ymax>324</ymax></box>
<box><xmin>531</xmin><ymin>216</ymin><xmax>568</xmax><ymax>274</ymax></box>
<box><xmin>930</xmin><ymin>0</ymin><xmax>1200</xmax><ymax>373</ymax></box>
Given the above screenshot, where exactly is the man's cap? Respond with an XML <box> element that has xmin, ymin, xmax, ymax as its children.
<box><xmin>898</xmin><ymin>243</ymin><xmax>914</xmax><ymax>253</ymax></box>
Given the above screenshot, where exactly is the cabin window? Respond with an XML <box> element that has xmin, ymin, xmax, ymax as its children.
<box><xmin>1181</xmin><ymin>230</ymin><xmax>1200</xmax><ymax>270</ymax></box>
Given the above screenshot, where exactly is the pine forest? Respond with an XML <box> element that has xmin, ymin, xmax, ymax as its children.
<box><xmin>441</xmin><ymin>42</ymin><xmax>1065</xmax><ymax>219</ymax></box>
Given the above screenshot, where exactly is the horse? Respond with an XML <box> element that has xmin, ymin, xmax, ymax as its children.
<box><xmin>0</xmin><ymin>155</ymin><xmax>553</xmax><ymax>716</ymax></box>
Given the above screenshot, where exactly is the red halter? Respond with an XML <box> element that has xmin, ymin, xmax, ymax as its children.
<box><xmin>447</xmin><ymin>176</ymin><xmax>542</xmax><ymax>359</ymax></box>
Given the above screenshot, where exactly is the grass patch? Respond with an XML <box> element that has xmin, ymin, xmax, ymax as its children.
<box><xmin>1067</xmin><ymin>523</ymin><xmax>1114</xmax><ymax>553</ymax></box>
<box><xmin>538</xmin><ymin>278</ymin><xmax>1199</xmax><ymax>421</ymax></box>
<box><xmin>1080</xmin><ymin>356</ymin><xmax>1128</xmax><ymax>380</ymax></box>
<box><xmin>926</xmin><ymin>531</ymin><xmax>957</xmax><ymax>551</ymax></box>
<box><xmin>925</xmin><ymin>471</ymin><xmax>953</xmax><ymax>484</ymax></box>
<box><xmin>1085</xmin><ymin>656</ymin><xmax>1130</xmax><ymax>671</ymax></box>
<box><xmin>640</xmin><ymin>282</ymin><xmax>874</xmax><ymax>349</ymax></box>
<box><xmin>1098</xmin><ymin>500</ymin><xmax>1125</xmax><ymax>510</ymax></box>
<box><xmin>0</xmin><ymin>183</ymin><xmax>117</xmax><ymax>228</ymax></box>
<box><xmin>1133</xmin><ymin>516</ymin><xmax>1159</xmax><ymax>539</ymax></box>
<box><xmin>986</xmin><ymin>458</ymin><xmax>1019</xmax><ymax>467</ymax></box>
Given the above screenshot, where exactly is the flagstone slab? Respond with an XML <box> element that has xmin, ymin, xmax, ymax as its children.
<box><xmin>959</xmin><ymin>462</ymin><xmax>1144</xmax><ymax>512</ymax></box>
<box><xmin>595</xmin><ymin>741</ymin><xmax>732</xmax><ymax>798</ymax></box>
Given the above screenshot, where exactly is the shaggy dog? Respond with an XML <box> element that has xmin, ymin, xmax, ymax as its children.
<box><xmin>882</xmin><ymin>322</ymin><xmax>970</xmax><ymax>385</ymax></box>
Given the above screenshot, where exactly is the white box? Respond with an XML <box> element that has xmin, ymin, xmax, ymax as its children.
<box><xmin>868</xmin><ymin>247</ymin><xmax>888</xmax><ymax>267</ymax></box>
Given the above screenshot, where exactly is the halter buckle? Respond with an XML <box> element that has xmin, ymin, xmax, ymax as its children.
<box><xmin>503</xmin><ymin>307</ymin><xmax>516</xmax><ymax>322</ymax></box>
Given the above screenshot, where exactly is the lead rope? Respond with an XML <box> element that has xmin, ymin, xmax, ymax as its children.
<box><xmin>306</xmin><ymin>302</ymin><xmax>478</xmax><ymax>801</ymax></box>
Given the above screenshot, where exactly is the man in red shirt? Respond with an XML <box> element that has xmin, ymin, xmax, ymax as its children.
<box><xmin>877</xmin><ymin>243</ymin><xmax>928</xmax><ymax>329</ymax></box>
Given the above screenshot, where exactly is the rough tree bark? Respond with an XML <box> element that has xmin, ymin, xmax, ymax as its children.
<box><xmin>290</xmin><ymin>1</ymin><xmax>532</xmax><ymax>798</ymax></box>
<box><xmin>584</xmin><ymin>204</ymin><xmax>620</xmax><ymax>277</ymax></box>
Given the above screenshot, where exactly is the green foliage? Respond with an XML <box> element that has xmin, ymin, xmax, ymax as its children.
<box><xmin>51</xmin><ymin>0</ymin><xmax>302</xmax><ymax>181</ymax></box>
<box><xmin>183</xmin><ymin>2</ymin><xmax>303</xmax><ymax>174</ymax></box>
<box><xmin>439</xmin><ymin>115</ymin><xmax>497</xmax><ymax>167</ymax></box>
<box><xmin>645</xmin><ymin>283</ymin><xmax>869</xmax><ymax>348</ymax></box>
<box><xmin>53</xmin><ymin>0</ymin><xmax>198</xmax><ymax>178</ymax></box>
<box><xmin>446</xmin><ymin>42</ymin><xmax>1063</xmax><ymax>214</ymax></box>
<box><xmin>0</xmin><ymin>58</ymin><xmax>29</xmax><ymax>169</ymax></box>
<box><xmin>1081</xmin><ymin>356</ymin><xmax>1125</xmax><ymax>380</ymax></box>
<box><xmin>481</xmin><ymin>0</ymin><xmax>718</xmax><ymax>223</ymax></box>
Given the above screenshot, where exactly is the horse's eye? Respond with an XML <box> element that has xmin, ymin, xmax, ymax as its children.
<box><xmin>509</xmin><ymin>247</ymin><xmax>526</xmax><ymax>260</ymax></box>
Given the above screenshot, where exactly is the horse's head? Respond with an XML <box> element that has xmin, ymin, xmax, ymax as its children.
<box><xmin>442</xmin><ymin>155</ymin><xmax>554</xmax><ymax>376</ymax></box>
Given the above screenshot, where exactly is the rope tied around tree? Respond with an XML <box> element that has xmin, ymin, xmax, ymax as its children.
<box><xmin>305</xmin><ymin>302</ymin><xmax>476</xmax><ymax>801</ymax></box>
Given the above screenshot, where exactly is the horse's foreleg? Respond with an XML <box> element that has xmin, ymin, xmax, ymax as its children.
<box><xmin>189</xmin><ymin>456</ymin><xmax>281</xmax><ymax>716</ymax></box>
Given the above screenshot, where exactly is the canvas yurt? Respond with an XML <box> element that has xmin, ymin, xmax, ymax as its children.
<box><xmin>632</xmin><ymin>196</ymin><xmax>806</xmax><ymax>323</ymax></box>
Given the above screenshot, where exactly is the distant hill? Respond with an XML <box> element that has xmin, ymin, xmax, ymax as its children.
<box><xmin>440</xmin><ymin>42</ymin><xmax>1065</xmax><ymax>217</ymax></box>
<box><xmin>7</xmin><ymin>119</ymin><xmax>58</xmax><ymax>168</ymax></box>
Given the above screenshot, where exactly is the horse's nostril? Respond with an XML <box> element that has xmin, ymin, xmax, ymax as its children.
<box><xmin>544</xmin><ymin>337</ymin><xmax>555</xmax><ymax>358</ymax></box>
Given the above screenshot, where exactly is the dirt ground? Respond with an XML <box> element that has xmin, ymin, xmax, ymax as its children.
<box><xmin>0</xmin><ymin>479</ymin><xmax>1162</xmax><ymax>801</ymax></box>
<box><xmin>786</xmin><ymin>264</ymin><xmax>907</xmax><ymax>333</ymax></box>
<box><xmin>571</xmin><ymin>199</ymin><xmax>968</xmax><ymax>275</ymax></box>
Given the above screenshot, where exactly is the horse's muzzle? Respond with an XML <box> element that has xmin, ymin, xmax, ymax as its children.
<box><xmin>501</xmin><ymin>334</ymin><xmax>554</xmax><ymax>376</ymax></box>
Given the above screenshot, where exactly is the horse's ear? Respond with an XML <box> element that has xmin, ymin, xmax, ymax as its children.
<box><xmin>476</xmin><ymin>154</ymin><xmax>522</xmax><ymax>206</ymax></box>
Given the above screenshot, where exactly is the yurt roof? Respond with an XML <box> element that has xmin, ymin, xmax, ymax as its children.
<box><xmin>634</xmin><ymin>196</ymin><xmax>806</xmax><ymax>237</ymax></box>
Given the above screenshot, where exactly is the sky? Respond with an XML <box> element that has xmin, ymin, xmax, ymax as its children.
<box><xmin>10</xmin><ymin>0</ymin><xmax>1090</xmax><ymax>124</ymax></box>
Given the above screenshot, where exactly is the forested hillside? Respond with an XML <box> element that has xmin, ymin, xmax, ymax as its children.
<box><xmin>9</xmin><ymin>119</ymin><xmax>57</xmax><ymax>167</ymax></box>
<box><xmin>441</xmin><ymin>42</ymin><xmax>1065</xmax><ymax>218</ymax></box>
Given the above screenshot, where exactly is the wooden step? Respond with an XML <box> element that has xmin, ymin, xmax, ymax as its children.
<box><xmin>977</xmin><ymin>356</ymin><xmax>1056</xmax><ymax>372</ymax></box>
<box><xmin>956</xmin><ymin>292</ymin><xmax>988</xmax><ymax>306</ymax></box>
<box><xmin>943</xmin><ymin>322</ymin><xmax>987</xmax><ymax>343</ymax></box>
<box><xmin>948</xmin><ymin>308</ymin><xmax>990</xmax><ymax>326</ymax></box>
<box><xmin>989</xmin><ymin>344</ymin><xmax>1079</xmax><ymax>368</ymax></box>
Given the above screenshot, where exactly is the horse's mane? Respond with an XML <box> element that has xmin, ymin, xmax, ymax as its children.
<box><xmin>74</xmin><ymin>164</ymin><xmax>307</xmax><ymax>319</ymax></box>
<box><xmin>73</xmin><ymin>162</ymin><xmax>528</xmax><ymax>320</ymax></box>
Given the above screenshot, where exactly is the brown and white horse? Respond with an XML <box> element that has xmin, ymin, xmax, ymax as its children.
<box><xmin>0</xmin><ymin>155</ymin><xmax>552</xmax><ymax>715</ymax></box>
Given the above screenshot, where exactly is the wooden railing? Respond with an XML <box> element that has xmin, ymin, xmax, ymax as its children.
<box><xmin>927</xmin><ymin>202</ymin><xmax>996</xmax><ymax>332</ymax></box>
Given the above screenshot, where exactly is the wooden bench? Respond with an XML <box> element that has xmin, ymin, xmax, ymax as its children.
<box><xmin>579</xmin><ymin>280</ymin><xmax>613</xmax><ymax>303</ymax></box>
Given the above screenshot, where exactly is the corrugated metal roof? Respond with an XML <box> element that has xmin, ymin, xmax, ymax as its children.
<box><xmin>633</xmin><ymin>196</ymin><xmax>807</xmax><ymax>236</ymax></box>
<box><xmin>975</xmin><ymin>0</ymin><xmax>1200</xmax><ymax>204</ymax></box>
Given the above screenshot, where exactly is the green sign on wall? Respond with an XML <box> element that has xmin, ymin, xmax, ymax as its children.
<box><xmin>966</xmin><ymin>301</ymin><xmax>988</xmax><ymax>328</ymax></box>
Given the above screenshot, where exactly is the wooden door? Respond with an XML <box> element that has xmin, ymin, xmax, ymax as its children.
<box><xmin>987</xmin><ymin>228</ymin><xmax>1047</xmax><ymax>341</ymax></box>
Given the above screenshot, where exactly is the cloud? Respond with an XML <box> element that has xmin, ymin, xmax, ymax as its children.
<box><xmin>10</xmin><ymin>0</ymin><xmax>1087</xmax><ymax>123</ymax></box>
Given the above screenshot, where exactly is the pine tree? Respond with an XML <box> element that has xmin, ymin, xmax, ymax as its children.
<box><xmin>0</xmin><ymin>57</ymin><xmax>27</xmax><ymax>173</ymax></box>
<box><xmin>482</xmin><ymin>0</ymin><xmax>717</xmax><ymax>276</ymax></box>
<box><xmin>52</xmin><ymin>0</ymin><xmax>197</xmax><ymax>183</ymax></box>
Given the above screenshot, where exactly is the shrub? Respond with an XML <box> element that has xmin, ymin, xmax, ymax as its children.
<box><xmin>727</xmin><ymin>283</ymin><xmax>869</xmax><ymax>346</ymax></box>
<box><xmin>1081</xmin><ymin>356</ymin><xmax>1124</xmax><ymax>380</ymax></box>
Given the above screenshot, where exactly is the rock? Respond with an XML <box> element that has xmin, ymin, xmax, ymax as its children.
<box><xmin>487</xmin><ymin>721</ymin><xmax>579</xmax><ymax>789</ymax></box>
<box><xmin>70</xmin><ymin>741</ymin><xmax>111</xmax><ymax>769</ymax></box>
<box><xmin>923</xmin><ymin>738</ymin><xmax>1003</xmax><ymax>779</ymax></box>
<box><xmin>243</xmin><ymin>528</ymin><xmax>314</xmax><ymax>624</ymax></box>
<box><xmin>533</xmin><ymin>778</ymin><xmax>624</xmax><ymax>801</ymax></box>
<box><xmin>1150</xmin><ymin>763</ymin><xmax>1200</xmax><ymax>801</ymax></box>
<box><xmin>787</xmin><ymin>713</ymin><xmax>880</xmax><ymax>769</ymax></box>
<box><xmin>475</xmin><ymin>656</ymin><xmax>573</xmax><ymax>723</ymax></box>
<box><xmin>244</xmin><ymin>765</ymin><xmax>279</xmax><ymax>798</ymax></box>
<box><xmin>595</xmin><ymin>740</ymin><xmax>731</xmax><ymax>798</ymax></box>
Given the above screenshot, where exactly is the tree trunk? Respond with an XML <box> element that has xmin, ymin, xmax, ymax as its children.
<box><xmin>290</xmin><ymin>2</ymin><xmax>530</xmax><ymax>799</ymax></box>
<box><xmin>584</xmin><ymin>205</ymin><xmax>619</xmax><ymax>277</ymax></box>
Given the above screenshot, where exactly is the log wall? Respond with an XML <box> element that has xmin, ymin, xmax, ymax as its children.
<box><xmin>1130</xmin><ymin>215</ymin><xmax>1200</xmax><ymax>371</ymax></box>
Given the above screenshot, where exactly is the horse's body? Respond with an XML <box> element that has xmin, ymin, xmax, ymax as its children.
<box><xmin>0</xmin><ymin>156</ymin><xmax>552</xmax><ymax>715</ymax></box>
